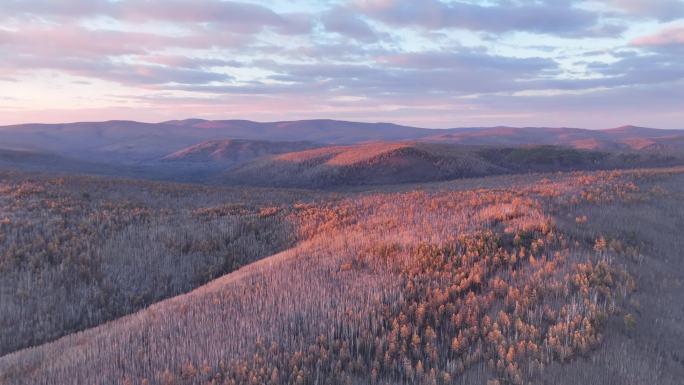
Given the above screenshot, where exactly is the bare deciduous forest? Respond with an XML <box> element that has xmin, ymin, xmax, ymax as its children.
<box><xmin>1</xmin><ymin>166</ymin><xmax>682</xmax><ymax>385</ymax></box>
<box><xmin>0</xmin><ymin>172</ymin><xmax>323</xmax><ymax>355</ymax></box>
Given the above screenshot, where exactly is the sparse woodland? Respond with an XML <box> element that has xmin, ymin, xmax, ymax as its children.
<box><xmin>0</xmin><ymin>167</ymin><xmax>683</xmax><ymax>384</ymax></box>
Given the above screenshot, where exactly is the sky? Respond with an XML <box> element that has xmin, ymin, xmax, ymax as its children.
<box><xmin>0</xmin><ymin>0</ymin><xmax>683</xmax><ymax>128</ymax></box>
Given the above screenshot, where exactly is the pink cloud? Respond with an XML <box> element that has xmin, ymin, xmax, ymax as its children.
<box><xmin>1</xmin><ymin>0</ymin><xmax>312</xmax><ymax>35</ymax></box>
<box><xmin>632</xmin><ymin>26</ymin><xmax>684</xmax><ymax>46</ymax></box>
<box><xmin>138</xmin><ymin>55</ymin><xmax>241</xmax><ymax>68</ymax></box>
<box><xmin>0</xmin><ymin>0</ymin><xmax>682</xmax><ymax>128</ymax></box>
<box><xmin>119</xmin><ymin>0</ymin><xmax>310</xmax><ymax>34</ymax></box>
<box><xmin>605</xmin><ymin>0</ymin><xmax>684</xmax><ymax>20</ymax></box>
<box><xmin>0</xmin><ymin>25</ymin><xmax>247</xmax><ymax>57</ymax></box>
<box><xmin>353</xmin><ymin>0</ymin><xmax>602</xmax><ymax>36</ymax></box>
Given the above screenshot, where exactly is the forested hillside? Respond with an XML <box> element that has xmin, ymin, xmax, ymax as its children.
<box><xmin>0</xmin><ymin>171</ymin><xmax>326</xmax><ymax>355</ymax></box>
<box><xmin>2</xmin><ymin>167</ymin><xmax>682</xmax><ymax>385</ymax></box>
<box><xmin>224</xmin><ymin>143</ymin><xmax>684</xmax><ymax>188</ymax></box>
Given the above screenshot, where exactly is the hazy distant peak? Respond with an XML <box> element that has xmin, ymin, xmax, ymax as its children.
<box><xmin>162</xmin><ymin>118</ymin><xmax>210</xmax><ymax>126</ymax></box>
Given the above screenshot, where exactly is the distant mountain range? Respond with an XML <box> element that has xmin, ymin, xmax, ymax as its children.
<box><xmin>0</xmin><ymin>119</ymin><xmax>682</xmax><ymax>187</ymax></box>
<box><xmin>0</xmin><ymin>119</ymin><xmax>430</xmax><ymax>163</ymax></box>
<box><xmin>1</xmin><ymin>119</ymin><xmax>682</xmax><ymax>162</ymax></box>
<box><xmin>423</xmin><ymin>125</ymin><xmax>684</xmax><ymax>151</ymax></box>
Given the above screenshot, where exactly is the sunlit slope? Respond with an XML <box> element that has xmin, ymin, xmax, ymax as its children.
<box><xmin>224</xmin><ymin>142</ymin><xmax>683</xmax><ymax>188</ymax></box>
<box><xmin>225</xmin><ymin>142</ymin><xmax>505</xmax><ymax>187</ymax></box>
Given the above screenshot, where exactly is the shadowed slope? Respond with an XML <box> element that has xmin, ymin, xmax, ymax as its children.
<box><xmin>163</xmin><ymin>119</ymin><xmax>434</xmax><ymax>143</ymax></box>
<box><xmin>0</xmin><ymin>173</ymin><xmax>326</xmax><ymax>356</ymax></box>
<box><xmin>0</xmin><ymin>148</ymin><xmax>141</xmax><ymax>176</ymax></box>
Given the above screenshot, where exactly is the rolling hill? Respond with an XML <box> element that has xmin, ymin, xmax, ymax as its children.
<box><xmin>0</xmin><ymin>119</ymin><xmax>683</xmax><ymax>188</ymax></box>
<box><xmin>223</xmin><ymin>142</ymin><xmax>505</xmax><ymax>187</ymax></box>
<box><xmin>223</xmin><ymin>142</ymin><xmax>684</xmax><ymax>188</ymax></box>
<box><xmin>422</xmin><ymin>125</ymin><xmax>684</xmax><ymax>150</ymax></box>
<box><xmin>163</xmin><ymin>118</ymin><xmax>434</xmax><ymax>143</ymax></box>
<box><xmin>0</xmin><ymin>120</ymin><xmax>195</xmax><ymax>162</ymax></box>
<box><xmin>0</xmin><ymin>119</ymin><xmax>436</xmax><ymax>164</ymax></box>
<box><xmin>1</xmin><ymin>120</ymin><xmax>682</xmax><ymax>169</ymax></box>
<box><xmin>2</xmin><ymin>167</ymin><xmax>683</xmax><ymax>385</ymax></box>
<box><xmin>161</xmin><ymin>139</ymin><xmax>321</xmax><ymax>166</ymax></box>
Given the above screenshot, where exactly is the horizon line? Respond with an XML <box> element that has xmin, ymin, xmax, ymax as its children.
<box><xmin>0</xmin><ymin>118</ymin><xmax>680</xmax><ymax>131</ymax></box>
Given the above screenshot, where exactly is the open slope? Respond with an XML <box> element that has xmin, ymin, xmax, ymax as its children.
<box><xmin>2</xmin><ymin>167</ymin><xmax>683</xmax><ymax>385</ymax></box>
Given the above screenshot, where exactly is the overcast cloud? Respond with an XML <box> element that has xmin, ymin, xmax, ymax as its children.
<box><xmin>0</xmin><ymin>0</ymin><xmax>682</xmax><ymax>128</ymax></box>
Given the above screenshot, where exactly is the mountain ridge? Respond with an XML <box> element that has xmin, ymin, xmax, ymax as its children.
<box><xmin>1</xmin><ymin>119</ymin><xmax>683</xmax><ymax>184</ymax></box>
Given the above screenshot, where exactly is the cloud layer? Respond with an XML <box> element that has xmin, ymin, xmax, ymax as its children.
<box><xmin>0</xmin><ymin>0</ymin><xmax>683</xmax><ymax>128</ymax></box>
